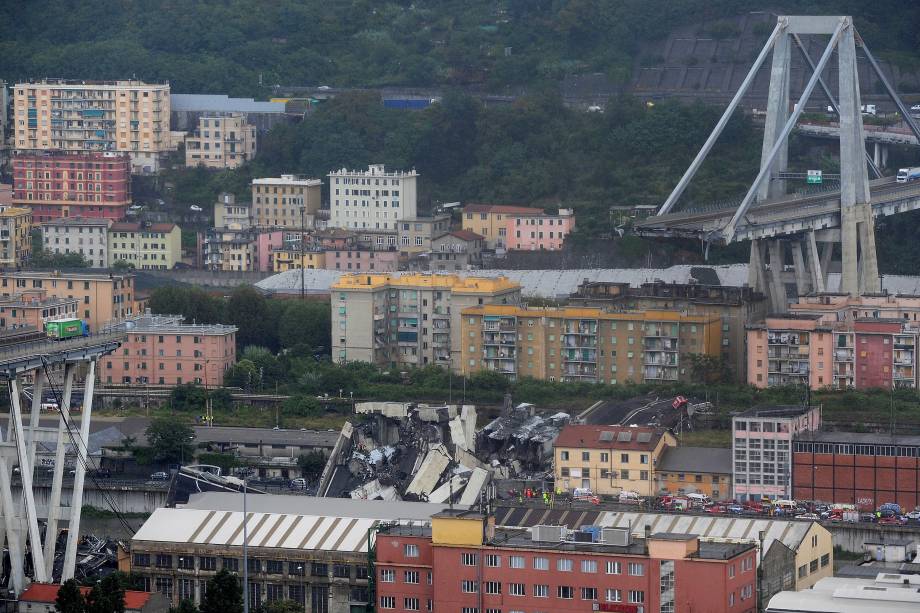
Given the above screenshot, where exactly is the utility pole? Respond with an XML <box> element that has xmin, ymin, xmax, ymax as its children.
<box><xmin>300</xmin><ymin>202</ymin><xmax>306</xmax><ymax>301</ymax></box>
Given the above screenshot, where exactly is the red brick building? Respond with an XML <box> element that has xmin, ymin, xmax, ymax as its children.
<box><xmin>12</xmin><ymin>151</ymin><xmax>131</xmax><ymax>222</ymax></box>
<box><xmin>793</xmin><ymin>431</ymin><xmax>920</xmax><ymax>511</ymax></box>
<box><xmin>376</xmin><ymin>510</ymin><xmax>757</xmax><ymax>613</ymax></box>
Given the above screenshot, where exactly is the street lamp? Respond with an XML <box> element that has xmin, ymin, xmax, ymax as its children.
<box><xmin>300</xmin><ymin>203</ymin><xmax>306</xmax><ymax>301</ymax></box>
<box><xmin>242</xmin><ymin>476</ymin><xmax>250</xmax><ymax>613</ymax></box>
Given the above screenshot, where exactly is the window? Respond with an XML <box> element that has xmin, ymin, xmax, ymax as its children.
<box><xmin>798</xmin><ymin>565</ymin><xmax>807</xmax><ymax>579</ymax></box>
<box><xmin>533</xmin><ymin>557</ymin><xmax>549</xmax><ymax>570</ymax></box>
<box><xmin>729</xmin><ymin>565</ymin><xmax>735</xmax><ymax>578</ymax></box>
<box><xmin>508</xmin><ymin>583</ymin><xmax>525</xmax><ymax>596</ymax></box>
<box><xmin>404</xmin><ymin>571</ymin><xmax>419</xmax><ymax>584</ymax></box>
<box><xmin>606</xmin><ymin>589</ymin><xmax>622</xmax><ymax>602</ymax></box>
<box><xmin>606</xmin><ymin>561</ymin><xmax>621</xmax><ymax>574</ymax></box>
<box><xmin>462</xmin><ymin>609</ymin><xmax>478</xmax><ymax>613</ymax></box>
<box><xmin>380</xmin><ymin>569</ymin><xmax>395</xmax><ymax>583</ymax></box>
<box><xmin>404</xmin><ymin>599</ymin><xmax>419</xmax><ymax>611</ymax></box>
<box><xmin>620</xmin><ymin>453</ymin><xmax>629</xmax><ymax>463</ymax></box>
<box><xmin>266</xmin><ymin>560</ymin><xmax>283</xmax><ymax>574</ymax></box>
<box><xmin>486</xmin><ymin>554</ymin><xmax>501</xmax><ymax>567</ymax></box>
<box><xmin>405</xmin><ymin>544</ymin><xmax>419</xmax><ymax>557</ymax></box>
<box><xmin>810</xmin><ymin>559</ymin><xmax>818</xmax><ymax>573</ymax></box>
<box><xmin>380</xmin><ymin>596</ymin><xmax>396</xmax><ymax>609</ymax></box>
<box><xmin>628</xmin><ymin>591</ymin><xmax>644</xmax><ymax>604</ymax></box>
<box><xmin>222</xmin><ymin>558</ymin><xmax>239</xmax><ymax>572</ymax></box>
<box><xmin>742</xmin><ymin>556</ymin><xmax>754</xmax><ymax>572</ymax></box>
<box><xmin>581</xmin><ymin>451</ymin><xmax>590</xmax><ymax>461</ymax></box>
<box><xmin>461</xmin><ymin>580</ymin><xmax>479</xmax><ymax>593</ymax></box>
<box><xmin>821</xmin><ymin>553</ymin><xmax>830</xmax><ymax>567</ymax></box>
<box><xmin>560</xmin><ymin>451</ymin><xmax>569</xmax><ymax>461</ymax></box>
<box><xmin>741</xmin><ymin>585</ymin><xmax>754</xmax><ymax>600</ymax></box>
<box><xmin>581</xmin><ymin>588</ymin><xmax>597</xmax><ymax>600</ymax></box>
<box><xmin>533</xmin><ymin>585</ymin><xmax>549</xmax><ymax>598</ymax></box>
<box><xmin>133</xmin><ymin>553</ymin><xmax>150</xmax><ymax>567</ymax></box>
<box><xmin>462</xmin><ymin>553</ymin><xmax>478</xmax><ymax>566</ymax></box>
<box><xmin>177</xmin><ymin>556</ymin><xmax>194</xmax><ymax>570</ymax></box>
<box><xmin>485</xmin><ymin>582</ymin><xmax>501</xmax><ymax>595</ymax></box>
<box><xmin>155</xmin><ymin>554</ymin><xmax>172</xmax><ymax>568</ymax></box>
<box><xmin>311</xmin><ymin>562</ymin><xmax>328</xmax><ymax>577</ymax></box>
<box><xmin>581</xmin><ymin>560</ymin><xmax>597</xmax><ymax>573</ymax></box>
<box><xmin>558</xmin><ymin>586</ymin><xmax>574</xmax><ymax>599</ymax></box>
<box><xmin>628</xmin><ymin>562</ymin><xmax>644</xmax><ymax>576</ymax></box>
<box><xmin>509</xmin><ymin>555</ymin><xmax>525</xmax><ymax>569</ymax></box>
<box><xmin>557</xmin><ymin>558</ymin><xmax>573</xmax><ymax>571</ymax></box>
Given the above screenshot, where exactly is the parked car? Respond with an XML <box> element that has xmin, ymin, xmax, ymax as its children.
<box><xmin>860</xmin><ymin>513</ymin><xmax>877</xmax><ymax>523</ymax></box>
<box><xmin>705</xmin><ymin>505</ymin><xmax>726</xmax><ymax>514</ymax></box>
<box><xmin>150</xmin><ymin>471</ymin><xmax>169</xmax><ymax>481</ymax></box>
<box><xmin>906</xmin><ymin>510</ymin><xmax>920</xmax><ymax>521</ymax></box>
<box><xmin>289</xmin><ymin>478</ymin><xmax>308</xmax><ymax>490</ymax></box>
<box><xmin>797</xmin><ymin>513</ymin><xmax>821</xmax><ymax>521</ymax></box>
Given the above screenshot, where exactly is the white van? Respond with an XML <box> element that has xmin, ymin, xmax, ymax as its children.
<box><xmin>573</xmin><ymin>487</ymin><xmax>594</xmax><ymax>498</ymax></box>
<box><xmin>687</xmin><ymin>493</ymin><xmax>712</xmax><ymax>506</ymax></box>
<box><xmin>618</xmin><ymin>490</ymin><xmax>640</xmax><ymax>503</ymax></box>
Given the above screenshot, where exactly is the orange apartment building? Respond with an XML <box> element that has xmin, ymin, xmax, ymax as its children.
<box><xmin>0</xmin><ymin>270</ymin><xmax>134</xmax><ymax>331</ymax></box>
<box><xmin>0</xmin><ymin>289</ymin><xmax>79</xmax><ymax>329</ymax></box>
<box><xmin>102</xmin><ymin>314</ymin><xmax>236</xmax><ymax>386</ymax></box>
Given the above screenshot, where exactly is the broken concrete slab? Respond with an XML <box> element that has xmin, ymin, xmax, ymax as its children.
<box><xmin>405</xmin><ymin>443</ymin><xmax>451</xmax><ymax>498</ymax></box>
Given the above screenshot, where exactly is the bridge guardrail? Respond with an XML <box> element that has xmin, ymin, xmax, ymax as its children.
<box><xmin>0</xmin><ymin>331</ymin><xmax>126</xmax><ymax>364</ymax></box>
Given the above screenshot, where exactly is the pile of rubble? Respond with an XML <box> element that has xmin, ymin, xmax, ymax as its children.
<box><xmin>317</xmin><ymin>397</ymin><xmax>570</xmax><ymax>506</ymax></box>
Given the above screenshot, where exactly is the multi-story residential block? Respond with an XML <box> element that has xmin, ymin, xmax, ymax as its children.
<box><xmin>251</xmin><ymin>175</ymin><xmax>322</xmax><ymax>228</ymax></box>
<box><xmin>40</xmin><ymin>217</ymin><xmax>111</xmax><ymax>267</ymax></box>
<box><xmin>108</xmin><ymin>222</ymin><xmax>181</xmax><ymax>270</ymax></box>
<box><xmin>272</xmin><ymin>249</ymin><xmax>325</xmax><ymax>272</ymax></box>
<box><xmin>12</xmin><ymin>79</ymin><xmax>171</xmax><ymax>173</ymax></box>
<box><xmin>570</xmin><ymin>281</ymin><xmax>767</xmax><ymax>382</ymax></box>
<box><xmin>314</xmin><ymin>228</ymin><xmax>357</xmax><ymax>250</ymax></box>
<box><xmin>461</xmin><ymin>203</ymin><xmax>540</xmax><ymax>250</ymax></box>
<box><xmin>554</xmin><ymin>424</ymin><xmax>677</xmax><ymax>496</ymax></box>
<box><xmin>657</xmin><ymin>446</ymin><xmax>733</xmax><ymax>499</ymax></box>
<box><xmin>0</xmin><ymin>207</ymin><xmax>32</xmax><ymax>267</ymax></box>
<box><xmin>0</xmin><ymin>184</ymin><xmax>12</xmax><ymax>207</ymax></box>
<box><xmin>422</xmin><ymin>230</ymin><xmax>485</xmax><ymax>272</ymax></box>
<box><xmin>378</xmin><ymin>510</ymin><xmax>758</xmax><ymax>613</ymax></box>
<box><xmin>331</xmin><ymin>273</ymin><xmax>521</xmax><ymax>368</ymax></box>
<box><xmin>203</xmin><ymin>228</ymin><xmax>257</xmax><ymax>271</ymax></box>
<box><xmin>793</xmin><ymin>430</ymin><xmax>920</xmax><ymax>512</ymax></box>
<box><xmin>253</xmin><ymin>229</ymin><xmax>287</xmax><ymax>272</ymax></box>
<box><xmin>0</xmin><ymin>270</ymin><xmax>134</xmax><ymax>330</ymax></box>
<box><xmin>323</xmin><ymin>248</ymin><xmax>398</xmax><ymax>272</ymax></box>
<box><xmin>11</xmin><ymin>151</ymin><xmax>132</xmax><ymax>221</ymax></box>
<box><xmin>213</xmin><ymin>192</ymin><xmax>251</xmax><ymax>229</ymax></box>
<box><xmin>732</xmin><ymin>405</ymin><xmax>821</xmax><ymax>502</ymax></box>
<box><xmin>459</xmin><ymin>305</ymin><xmax>721</xmax><ymax>383</ymax></box>
<box><xmin>328</xmin><ymin>165</ymin><xmax>417</xmax><ymax>231</ymax></box>
<box><xmin>102</xmin><ymin>313</ymin><xmax>235</xmax><ymax>386</ymax></box>
<box><xmin>746</xmin><ymin>315</ymin><xmax>833</xmax><ymax>388</ymax></box>
<box><xmin>0</xmin><ymin>289</ymin><xmax>79</xmax><ymax>329</ymax></box>
<box><xmin>184</xmin><ymin>113</ymin><xmax>256</xmax><ymax>169</ymax></box>
<box><xmin>397</xmin><ymin>215</ymin><xmax>451</xmax><ymax>253</ymax></box>
<box><xmin>504</xmin><ymin>207</ymin><xmax>575</xmax><ymax>251</ymax></box>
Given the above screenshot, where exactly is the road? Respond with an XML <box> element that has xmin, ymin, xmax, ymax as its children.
<box><xmin>579</xmin><ymin>395</ymin><xmax>681</xmax><ymax>428</ymax></box>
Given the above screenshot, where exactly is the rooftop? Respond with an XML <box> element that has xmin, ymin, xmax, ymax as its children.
<box><xmin>555</xmin><ymin>425</ymin><xmax>669</xmax><ymax>451</ymax></box>
<box><xmin>447</xmin><ymin>230</ymin><xmax>485</xmax><ymax>242</ymax></box>
<box><xmin>463</xmin><ymin>203</ymin><xmax>545</xmax><ymax>215</ymax></box>
<box><xmin>0</xmin><ymin>270</ymin><xmax>132</xmax><ymax>281</ymax></box>
<box><xmin>40</xmin><ymin>217</ymin><xmax>112</xmax><ymax>227</ymax></box>
<box><xmin>736</xmin><ymin>405</ymin><xmax>819</xmax><ymax>419</ymax></box>
<box><xmin>795</xmin><ymin>430</ymin><xmax>920</xmax><ymax>447</ymax></box>
<box><xmin>766</xmin><ymin>574</ymin><xmax>920</xmax><ymax>612</ymax></box>
<box><xmin>20</xmin><ymin>583</ymin><xmax>155</xmax><ymax>609</ymax></box>
<box><xmin>331</xmin><ymin>273</ymin><xmax>519</xmax><ymax>294</ymax></box>
<box><xmin>0</xmin><ymin>207</ymin><xmax>31</xmax><ymax>217</ymax></box>
<box><xmin>170</xmin><ymin>93</ymin><xmax>285</xmax><ymax>113</ymax></box>
<box><xmin>107</xmin><ymin>313</ymin><xmax>236</xmax><ymax>335</ymax></box>
<box><xmin>461</xmin><ymin>304</ymin><xmax>719</xmax><ymax>323</ymax></box>
<box><xmin>328</xmin><ymin>164</ymin><xmax>418</xmax><ymax>178</ymax></box>
<box><xmin>252</xmin><ymin>175</ymin><xmax>322</xmax><ymax>186</ymax></box>
<box><xmin>192</xmin><ymin>425</ymin><xmax>340</xmax><ymax>447</ymax></box>
<box><xmin>111</xmin><ymin>221</ymin><xmax>177</xmax><ymax>233</ymax></box>
<box><xmin>657</xmin><ymin>446</ymin><xmax>733</xmax><ymax>475</ymax></box>
<box><xmin>17</xmin><ymin>79</ymin><xmax>168</xmax><ymax>89</ymax></box>
<box><xmin>181</xmin><ymin>492</ymin><xmax>459</xmax><ymax>520</ymax></box>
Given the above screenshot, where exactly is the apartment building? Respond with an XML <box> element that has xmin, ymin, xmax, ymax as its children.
<box><xmin>0</xmin><ymin>207</ymin><xmax>32</xmax><ymax>267</ymax></box>
<box><xmin>424</xmin><ymin>230</ymin><xmax>484</xmax><ymax>272</ymax></box>
<box><xmin>378</xmin><ymin>510</ymin><xmax>758</xmax><ymax>613</ymax></box>
<box><xmin>0</xmin><ymin>289</ymin><xmax>79</xmax><ymax>329</ymax></box>
<box><xmin>184</xmin><ymin>113</ymin><xmax>256</xmax><ymax>169</ymax></box>
<box><xmin>554</xmin><ymin>425</ymin><xmax>677</xmax><ymax>496</ymax></box>
<box><xmin>102</xmin><ymin>314</ymin><xmax>235</xmax><ymax>386</ymax></box>
<box><xmin>657</xmin><ymin>446</ymin><xmax>733</xmax><ymax>499</ymax></box>
<box><xmin>203</xmin><ymin>228</ymin><xmax>256</xmax><ymax>271</ymax></box>
<box><xmin>40</xmin><ymin>217</ymin><xmax>112</xmax><ymax>267</ymax></box>
<box><xmin>732</xmin><ymin>405</ymin><xmax>822</xmax><ymax>502</ymax></box>
<box><xmin>328</xmin><ymin>165</ymin><xmax>418</xmax><ymax>231</ymax></box>
<box><xmin>324</xmin><ymin>248</ymin><xmax>399</xmax><ymax>272</ymax></box>
<box><xmin>0</xmin><ymin>271</ymin><xmax>134</xmax><ymax>330</ymax></box>
<box><xmin>746</xmin><ymin>316</ymin><xmax>833</xmax><ymax>389</ymax></box>
<box><xmin>273</xmin><ymin>249</ymin><xmax>325</xmax><ymax>272</ymax></box>
<box><xmin>251</xmin><ymin>175</ymin><xmax>322</xmax><ymax>228</ymax></box>
<box><xmin>108</xmin><ymin>222</ymin><xmax>181</xmax><ymax>270</ymax></box>
<box><xmin>12</xmin><ymin>79</ymin><xmax>171</xmax><ymax>173</ymax></box>
<box><xmin>11</xmin><ymin>151</ymin><xmax>132</xmax><ymax>221</ymax></box>
<box><xmin>397</xmin><ymin>214</ymin><xmax>451</xmax><ymax>253</ymax></box>
<box><xmin>461</xmin><ymin>203</ymin><xmax>541</xmax><ymax>250</ymax></box>
<box><xmin>213</xmin><ymin>192</ymin><xmax>251</xmax><ymax>229</ymax></box>
<box><xmin>504</xmin><ymin>207</ymin><xmax>575</xmax><ymax>251</ymax></box>
<box><xmin>331</xmin><ymin>273</ymin><xmax>521</xmax><ymax>368</ymax></box>
<box><xmin>459</xmin><ymin>305</ymin><xmax>721</xmax><ymax>383</ymax></box>
<box><xmin>571</xmin><ymin>281</ymin><xmax>767</xmax><ymax>382</ymax></box>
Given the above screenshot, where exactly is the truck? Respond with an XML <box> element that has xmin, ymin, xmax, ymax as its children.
<box><xmin>897</xmin><ymin>167</ymin><xmax>920</xmax><ymax>183</ymax></box>
<box><xmin>45</xmin><ymin>318</ymin><xmax>88</xmax><ymax>340</ymax></box>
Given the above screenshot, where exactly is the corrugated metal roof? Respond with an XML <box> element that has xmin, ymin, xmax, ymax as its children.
<box><xmin>171</xmin><ymin>94</ymin><xmax>285</xmax><ymax>113</ymax></box>
<box><xmin>182</xmin><ymin>492</ymin><xmax>457</xmax><ymax>520</ymax></box>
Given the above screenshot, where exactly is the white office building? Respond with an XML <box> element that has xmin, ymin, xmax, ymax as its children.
<box><xmin>328</xmin><ymin>164</ymin><xmax>417</xmax><ymax>231</ymax></box>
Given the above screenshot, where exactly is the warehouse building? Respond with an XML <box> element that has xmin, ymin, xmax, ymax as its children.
<box><xmin>128</xmin><ymin>493</ymin><xmax>457</xmax><ymax>612</ymax></box>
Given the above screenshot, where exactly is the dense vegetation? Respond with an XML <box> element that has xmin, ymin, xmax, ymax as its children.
<box><xmin>4</xmin><ymin>1</ymin><xmax>919</xmax><ymax>94</ymax></box>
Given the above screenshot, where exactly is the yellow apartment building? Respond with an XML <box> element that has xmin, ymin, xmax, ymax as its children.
<box><xmin>331</xmin><ymin>273</ymin><xmax>521</xmax><ymax>368</ymax></box>
<box><xmin>12</xmin><ymin>79</ymin><xmax>171</xmax><ymax>173</ymax></box>
<box><xmin>0</xmin><ymin>207</ymin><xmax>33</xmax><ymax>267</ymax></box>
<box><xmin>252</xmin><ymin>175</ymin><xmax>322</xmax><ymax>228</ymax></box>
<box><xmin>554</xmin><ymin>424</ymin><xmax>677</xmax><ymax>496</ymax></box>
<box><xmin>459</xmin><ymin>305</ymin><xmax>721</xmax><ymax>383</ymax></box>
<box><xmin>0</xmin><ymin>271</ymin><xmax>134</xmax><ymax>330</ymax></box>
<box><xmin>107</xmin><ymin>222</ymin><xmax>182</xmax><ymax>270</ymax></box>
<box><xmin>273</xmin><ymin>249</ymin><xmax>326</xmax><ymax>272</ymax></box>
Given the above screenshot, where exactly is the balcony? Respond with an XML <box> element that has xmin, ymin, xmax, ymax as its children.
<box><xmin>643</xmin><ymin>366</ymin><xmax>678</xmax><ymax>381</ymax></box>
<box><xmin>643</xmin><ymin>337</ymin><xmax>678</xmax><ymax>351</ymax></box>
<box><xmin>563</xmin><ymin>335</ymin><xmax>597</xmax><ymax>349</ymax></box>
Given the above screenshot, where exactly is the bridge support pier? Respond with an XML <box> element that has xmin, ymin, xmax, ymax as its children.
<box><xmin>750</xmin><ymin>233</ymin><xmax>835</xmax><ymax>312</ymax></box>
<box><xmin>873</xmin><ymin>142</ymin><xmax>889</xmax><ymax>169</ymax></box>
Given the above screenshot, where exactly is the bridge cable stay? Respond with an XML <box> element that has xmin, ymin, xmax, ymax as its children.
<box><xmin>856</xmin><ymin>31</ymin><xmax>920</xmax><ymax>146</ymax></box>
<box><xmin>790</xmin><ymin>33</ymin><xmax>882</xmax><ymax>179</ymax></box>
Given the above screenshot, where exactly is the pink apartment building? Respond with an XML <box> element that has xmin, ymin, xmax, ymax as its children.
<box><xmin>504</xmin><ymin>207</ymin><xmax>575</xmax><ymax>251</ymax></box>
<box><xmin>747</xmin><ymin>315</ymin><xmax>835</xmax><ymax>389</ymax></box>
<box><xmin>103</xmin><ymin>314</ymin><xmax>236</xmax><ymax>386</ymax></box>
<box><xmin>324</xmin><ymin>248</ymin><xmax>399</xmax><ymax>271</ymax></box>
<box><xmin>254</xmin><ymin>230</ymin><xmax>287</xmax><ymax>272</ymax></box>
<box><xmin>0</xmin><ymin>289</ymin><xmax>79</xmax><ymax>329</ymax></box>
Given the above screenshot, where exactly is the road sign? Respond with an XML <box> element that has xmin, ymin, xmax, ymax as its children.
<box><xmin>807</xmin><ymin>169</ymin><xmax>823</xmax><ymax>184</ymax></box>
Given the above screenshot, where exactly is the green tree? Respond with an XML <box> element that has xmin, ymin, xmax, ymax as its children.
<box><xmin>224</xmin><ymin>359</ymin><xmax>259</xmax><ymax>389</ymax></box>
<box><xmin>297</xmin><ymin>451</ymin><xmax>326</xmax><ymax>479</ymax></box>
<box><xmin>149</xmin><ymin>286</ymin><xmax>225</xmax><ymax>325</ymax></box>
<box><xmin>685</xmin><ymin>353</ymin><xmax>733</xmax><ymax>385</ymax></box>
<box><xmin>85</xmin><ymin>573</ymin><xmax>126</xmax><ymax>613</ymax></box>
<box><xmin>227</xmin><ymin>286</ymin><xmax>276</xmax><ymax>350</ymax></box>
<box><xmin>170</xmin><ymin>600</ymin><xmax>199</xmax><ymax>613</ymax></box>
<box><xmin>55</xmin><ymin>579</ymin><xmax>86</xmax><ymax>613</ymax></box>
<box><xmin>257</xmin><ymin>601</ymin><xmax>302</xmax><ymax>613</ymax></box>
<box><xmin>201</xmin><ymin>568</ymin><xmax>243</xmax><ymax>613</ymax></box>
<box><xmin>277</xmin><ymin>302</ymin><xmax>331</xmax><ymax>352</ymax></box>
<box><xmin>146</xmin><ymin>418</ymin><xmax>196</xmax><ymax>463</ymax></box>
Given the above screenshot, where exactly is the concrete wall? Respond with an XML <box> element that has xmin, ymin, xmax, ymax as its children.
<box><xmin>11</xmin><ymin>482</ymin><xmax>169</xmax><ymax>517</ymax></box>
<box><xmin>144</xmin><ymin>269</ymin><xmax>272</xmax><ymax>288</ymax></box>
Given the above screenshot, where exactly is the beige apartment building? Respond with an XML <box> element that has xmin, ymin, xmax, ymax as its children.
<box><xmin>459</xmin><ymin>305</ymin><xmax>722</xmax><ymax>384</ymax></box>
<box><xmin>184</xmin><ymin>114</ymin><xmax>256</xmax><ymax>169</ymax></box>
<box><xmin>0</xmin><ymin>207</ymin><xmax>33</xmax><ymax>267</ymax></box>
<box><xmin>397</xmin><ymin>214</ymin><xmax>451</xmax><ymax>253</ymax></box>
<box><xmin>40</xmin><ymin>217</ymin><xmax>112</xmax><ymax>268</ymax></box>
<box><xmin>213</xmin><ymin>192</ymin><xmax>251</xmax><ymax>229</ymax></box>
<box><xmin>554</xmin><ymin>424</ymin><xmax>677</xmax><ymax>496</ymax></box>
<box><xmin>108</xmin><ymin>222</ymin><xmax>181</xmax><ymax>270</ymax></box>
<box><xmin>331</xmin><ymin>273</ymin><xmax>521</xmax><ymax>368</ymax></box>
<box><xmin>251</xmin><ymin>175</ymin><xmax>322</xmax><ymax>228</ymax></box>
<box><xmin>0</xmin><ymin>271</ymin><xmax>134</xmax><ymax>331</ymax></box>
<box><xmin>12</xmin><ymin>79</ymin><xmax>171</xmax><ymax>173</ymax></box>
<box><xmin>203</xmin><ymin>228</ymin><xmax>255</xmax><ymax>271</ymax></box>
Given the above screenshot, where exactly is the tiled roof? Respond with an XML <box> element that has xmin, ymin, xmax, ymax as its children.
<box><xmin>555</xmin><ymin>425</ymin><xmax>667</xmax><ymax>451</ymax></box>
<box><xmin>20</xmin><ymin>583</ymin><xmax>153</xmax><ymax>610</ymax></box>
<box><xmin>448</xmin><ymin>230</ymin><xmax>485</xmax><ymax>241</ymax></box>
<box><xmin>110</xmin><ymin>222</ymin><xmax>177</xmax><ymax>233</ymax></box>
<box><xmin>463</xmin><ymin>204</ymin><xmax>544</xmax><ymax>215</ymax></box>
